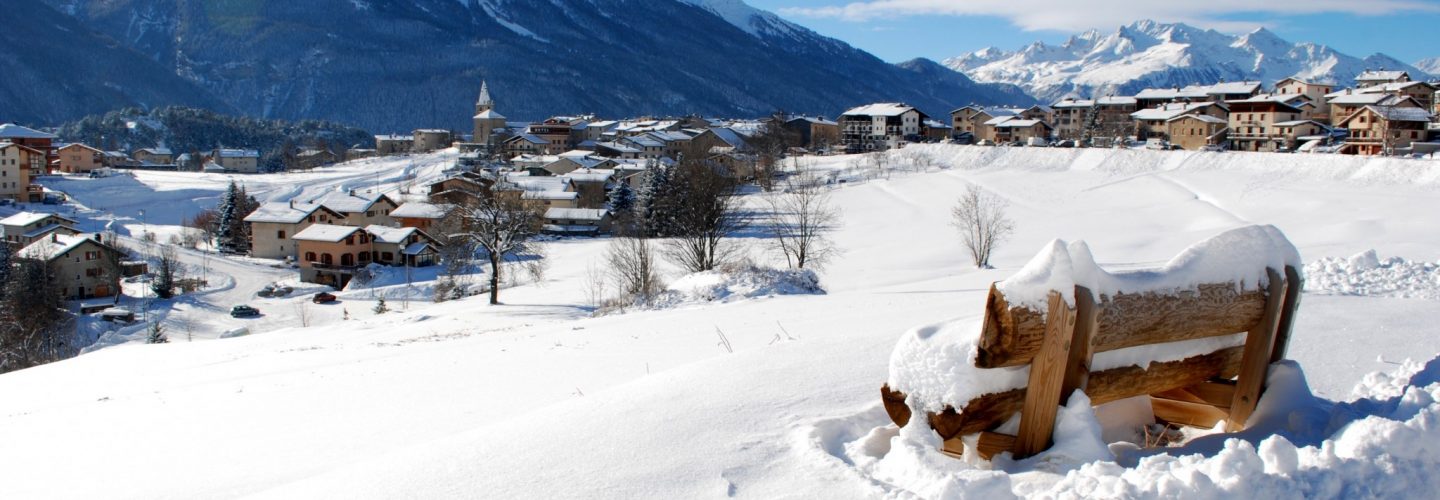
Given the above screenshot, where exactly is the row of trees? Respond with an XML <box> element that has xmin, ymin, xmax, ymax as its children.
<box><xmin>0</xmin><ymin>240</ymin><xmax>69</xmax><ymax>374</ymax></box>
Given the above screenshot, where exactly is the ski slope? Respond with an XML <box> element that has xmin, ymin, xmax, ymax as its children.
<box><xmin>4</xmin><ymin>145</ymin><xmax>1440</xmax><ymax>498</ymax></box>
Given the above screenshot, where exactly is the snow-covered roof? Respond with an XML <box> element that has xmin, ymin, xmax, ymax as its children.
<box><xmin>509</xmin><ymin>134</ymin><xmax>548</xmax><ymax>145</ymax></box>
<box><xmin>291</xmin><ymin>224</ymin><xmax>365</xmax><ymax>243</ymax></box>
<box><xmin>244</xmin><ymin>202</ymin><xmax>325</xmax><ymax>224</ymax></box>
<box><xmin>59</xmin><ymin>143</ymin><xmax>103</xmax><ymax>153</ymax></box>
<box><xmin>924</xmin><ymin>119</ymin><xmax>952</xmax><ymax>129</ymax></box>
<box><xmin>992</xmin><ymin>119</ymin><xmax>1047</xmax><ymax>128</ymax></box>
<box><xmin>414</xmin><ymin>129</ymin><xmax>450</xmax><ymax>134</ymax></box>
<box><xmin>506</xmin><ymin>173</ymin><xmax>571</xmax><ymax>193</ymax></box>
<box><xmin>626</xmin><ymin>135</ymin><xmax>665</xmax><ymax>148</ymax></box>
<box><xmin>596</xmin><ymin>141</ymin><xmax>642</xmax><ymax>154</ymax></box>
<box><xmin>1352</xmin><ymin>81</ymin><xmax>1438</xmax><ymax>94</ymax></box>
<box><xmin>1051</xmin><ymin>99</ymin><xmax>1095</xmax><ymax>109</ymax></box>
<box><xmin>135</xmin><ymin>147</ymin><xmax>173</xmax><ymax>156</ymax></box>
<box><xmin>376</xmin><ymin>134</ymin><xmax>413</xmax><ymax>141</ymax></box>
<box><xmin>19</xmin><ymin>234</ymin><xmax>104</xmax><ymax>261</ymax></box>
<box><xmin>390</xmin><ymin>202</ymin><xmax>451</xmax><ymax>219</ymax></box>
<box><xmin>522</xmin><ymin>191</ymin><xmax>579</xmax><ymax>201</ymax></box>
<box><xmin>841</xmin><ymin>103</ymin><xmax>918</xmax><ymax>117</ymax></box>
<box><xmin>1167</xmin><ymin>114</ymin><xmax>1228</xmax><ymax>124</ymax></box>
<box><xmin>312</xmin><ymin>191</ymin><xmax>392</xmax><ymax>214</ymax></box>
<box><xmin>403</xmin><ymin>242</ymin><xmax>435</xmax><ymax>256</ymax></box>
<box><xmin>1134</xmin><ymin>87</ymin><xmax>1209</xmax><ymax>100</ymax></box>
<box><xmin>1096</xmin><ymin>96</ymin><xmax>1138</xmax><ymax>105</ymax></box>
<box><xmin>1356</xmin><ymin>70</ymin><xmax>1409</xmax><ymax>82</ymax></box>
<box><xmin>1326</xmin><ymin>92</ymin><xmax>1397</xmax><ymax>105</ymax></box>
<box><xmin>0</xmin><ymin>123</ymin><xmax>57</xmax><ymax>139</ymax></box>
<box><xmin>474</xmin><ymin>109</ymin><xmax>506</xmax><ymax>120</ymax></box>
<box><xmin>217</xmin><ymin>149</ymin><xmax>259</xmax><ymax>159</ymax></box>
<box><xmin>365</xmin><ymin>225</ymin><xmax>422</xmax><ymax>245</ymax></box>
<box><xmin>0</xmin><ymin>211</ymin><xmax>76</xmax><ymax>228</ymax></box>
<box><xmin>563</xmin><ymin>169</ymin><xmax>616</xmax><ymax>183</ymax></box>
<box><xmin>1132</xmin><ymin>103</ymin><xmax>1217</xmax><ymax>121</ymax></box>
<box><xmin>544</xmin><ymin>208</ymin><xmax>608</xmax><ymax>221</ymax></box>
<box><xmin>1366</xmin><ymin>106</ymin><xmax>1434</xmax><ymax>123</ymax></box>
<box><xmin>705</xmin><ymin>128</ymin><xmax>747</xmax><ymax>149</ymax></box>
<box><xmin>788</xmin><ymin>116</ymin><xmax>838</xmax><ymax>126</ymax></box>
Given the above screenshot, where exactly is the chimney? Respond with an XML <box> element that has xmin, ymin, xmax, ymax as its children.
<box><xmin>289</xmin><ymin>199</ymin><xmax>294</xmax><ymax>209</ymax></box>
<box><xmin>349</xmin><ymin>189</ymin><xmax>356</xmax><ymax>197</ymax></box>
<box><xmin>51</xmin><ymin>233</ymin><xmax>58</xmax><ymax>243</ymax></box>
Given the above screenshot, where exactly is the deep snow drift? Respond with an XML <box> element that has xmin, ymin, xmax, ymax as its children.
<box><xmin>3</xmin><ymin>145</ymin><xmax>1440</xmax><ymax>498</ymax></box>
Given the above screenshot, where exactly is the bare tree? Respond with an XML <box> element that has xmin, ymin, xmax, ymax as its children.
<box><xmin>605</xmin><ymin>236</ymin><xmax>664</xmax><ymax>301</ymax></box>
<box><xmin>659</xmin><ymin>161</ymin><xmax>749</xmax><ymax>273</ymax></box>
<box><xmin>766</xmin><ymin>172</ymin><xmax>841</xmax><ymax>269</ymax></box>
<box><xmin>747</xmin><ymin>111</ymin><xmax>800</xmax><ymax>191</ymax></box>
<box><xmin>460</xmin><ymin>190</ymin><xmax>545</xmax><ymax>304</ymax></box>
<box><xmin>951</xmin><ymin>185</ymin><xmax>1015</xmax><ymax>268</ymax></box>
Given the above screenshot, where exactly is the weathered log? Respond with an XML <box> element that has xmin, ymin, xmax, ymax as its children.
<box><xmin>978</xmin><ymin>282</ymin><xmax>1268</xmax><ymax>368</ymax></box>
<box><xmin>881</xmin><ymin>346</ymin><xmax>1245</xmax><ymax>439</ymax></box>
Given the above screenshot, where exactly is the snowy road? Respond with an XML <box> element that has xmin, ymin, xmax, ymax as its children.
<box><xmin>119</xmin><ymin>236</ymin><xmax>316</xmax><ymax>341</ymax></box>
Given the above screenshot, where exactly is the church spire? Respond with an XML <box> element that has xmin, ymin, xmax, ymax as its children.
<box><xmin>477</xmin><ymin>80</ymin><xmax>493</xmax><ymax>107</ymax></box>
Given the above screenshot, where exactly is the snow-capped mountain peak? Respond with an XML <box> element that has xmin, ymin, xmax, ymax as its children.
<box><xmin>944</xmin><ymin>20</ymin><xmax>1436</xmax><ymax>102</ymax></box>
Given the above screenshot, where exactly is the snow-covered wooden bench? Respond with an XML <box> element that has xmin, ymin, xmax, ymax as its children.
<box><xmin>881</xmin><ymin>226</ymin><xmax>1303</xmax><ymax>460</ymax></box>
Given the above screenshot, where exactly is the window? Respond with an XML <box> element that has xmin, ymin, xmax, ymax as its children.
<box><xmin>345</xmin><ymin>236</ymin><xmax>354</xmax><ymax>245</ymax></box>
<box><xmin>381</xmin><ymin>252</ymin><xmax>394</xmax><ymax>262</ymax></box>
<box><xmin>340</xmin><ymin>253</ymin><xmax>354</xmax><ymax>267</ymax></box>
<box><xmin>366</xmin><ymin>210</ymin><xmax>375</xmax><ymax>217</ymax></box>
<box><xmin>308</xmin><ymin>216</ymin><xmax>316</xmax><ymax>223</ymax></box>
<box><xmin>305</xmin><ymin>252</ymin><xmax>317</xmax><ymax>262</ymax></box>
<box><xmin>277</xmin><ymin>230</ymin><xmax>286</xmax><ymax>239</ymax></box>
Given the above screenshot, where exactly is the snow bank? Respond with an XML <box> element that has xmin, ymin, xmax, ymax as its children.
<box><xmin>828</xmin><ymin>357</ymin><xmax>1440</xmax><ymax>498</ymax></box>
<box><xmin>1001</xmin><ymin>225</ymin><xmax>1301</xmax><ymax>310</ymax></box>
<box><xmin>603</xmin><ymin>266</ymin><xmax>825</xmax><ymax>315</ymax></box>
<box><xmin>1304</xmin><ymin>250</ymin><xmax>1440</xmax><ymax>300</ymax></box>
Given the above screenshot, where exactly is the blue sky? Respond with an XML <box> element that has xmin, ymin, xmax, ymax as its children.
<box><xmin>748</xmin><ymin>0</ymin><xmax>1440</xmax><ymax>65</ymax></box>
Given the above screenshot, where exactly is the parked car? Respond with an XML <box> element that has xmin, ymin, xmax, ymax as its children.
<box><xmin>230</xmin><ymin>305</ymin><xmax>261</xmax><ymax>318</ymax></box>
<box><xmin>312</xmin><ymin>292</ymin><xmax>338</xmax><ymax>304</ymax></box>
<box><xmin>257</xmin><ymin>284</ymin><xmax>293</xmax><ymax>298</ymax></box>
<box><xmin>1201</xmin><ymin>144</ymin><xmax>1226</xmax><ymax>153</ymax></box>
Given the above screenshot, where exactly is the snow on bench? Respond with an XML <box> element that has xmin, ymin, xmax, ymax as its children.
<box><xmin>881</xmin><ymin>225</ymin><xmax>1304</xmax><ymax>460</ymax></box>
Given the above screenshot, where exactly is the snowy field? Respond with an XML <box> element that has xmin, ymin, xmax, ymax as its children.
<box><xmin>3</xmin><ymin>145</ymin><xmax>1440</xmax><ymax>498</ymax></box>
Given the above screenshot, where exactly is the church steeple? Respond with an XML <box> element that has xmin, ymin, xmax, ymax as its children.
<box><xmin>476</xmin><ymin>80</ymin><xmax>494</xmax><ymax>113</ymax></box>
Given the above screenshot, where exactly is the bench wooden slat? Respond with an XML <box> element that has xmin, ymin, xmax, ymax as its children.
<box><xmin>1227</xmin><ymin>268</ymin><xmax>1287</xmax><ymax>431</ymax></box>
<box><xmin>1013</xmin><ymin>292</ymin><xmax>1079</xmax><ymax>458</ymax></box>
<box><xmin>979</xmin><ymin>283</ymin><xmax>1267</xmax><ymax>369</ymax></box>
<box><xmin>1152</xmin><ymin>397</ymin><xmax>1228</xmax><ymax>428</ymax></box>
<box><xmin>1270</xmin><ymin>265</ymin><xmax>1303</xmax><ymax>364</ymax></box>
<box><xmin>977</xmin><ymin>432</ymin><xmax>1017</xmax><ymax>460</ymax></box>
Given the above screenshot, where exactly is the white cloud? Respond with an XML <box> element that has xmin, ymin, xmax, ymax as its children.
<box><xmin>778</xmin><ymin>0</ymin><xmax>1439</xmax><ymax>32</ymax></box>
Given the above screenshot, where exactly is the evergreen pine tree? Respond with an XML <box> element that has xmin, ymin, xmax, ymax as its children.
<box><xmin>608</xmin><ymin>182</ymin><xmax>635</xmax><ymax>214</ymax></box>
<box><xmin>372</xmin><ymin>297</ymin><xmax>389</xmax><ymax>314</ymax></box>
<box><xmin>146</xmin><ymin>322</ymin><xmax>168</xmax><ymax>344</ymax></box>
<box><xmin>216</xmin><ymin>181</ymin><xmax>240</xmax><ymax>252</ymax></box>
<box><xmin>635</xmin><ymin>164</ymin><xmax>671</xmax><ymax>236</ymax></box>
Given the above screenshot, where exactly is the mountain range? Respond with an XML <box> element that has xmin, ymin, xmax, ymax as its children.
<box><xmin>18</xmin><ymin>0</ymin><xmax>1033</xmax><ymax>133</ymax></box>
<box><xmin>944</xmin><ymin>20</ymin><xmax>1437</xmax><ymax>103</ymax></box>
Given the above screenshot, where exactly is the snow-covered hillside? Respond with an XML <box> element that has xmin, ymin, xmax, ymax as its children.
<box><xmin>4</xmin><ymin>146</ymin><xmax>1440</xmax><ymax>498</ymax></box>
<box><xmin>945</xmin><ymin>20</ymin><xmax>1436</xmax><ymax>102</ymax></box>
